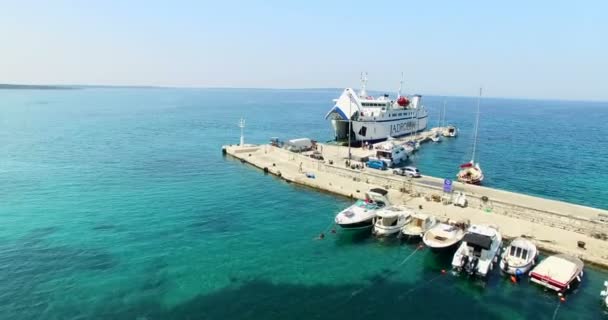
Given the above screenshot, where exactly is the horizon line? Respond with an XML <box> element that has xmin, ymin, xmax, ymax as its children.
<box><xmin>1</xmin><ymin>83</ymin><xmax>606</xmax><ymax>104</ymax></box>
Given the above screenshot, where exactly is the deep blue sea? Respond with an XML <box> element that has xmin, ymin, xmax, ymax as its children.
<box><xmin>1</xmin><ymin>87</ymin><xmax>607</xmax><ymax>319</ymax></box>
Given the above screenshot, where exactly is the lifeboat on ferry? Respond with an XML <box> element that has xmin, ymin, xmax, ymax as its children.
<box><xmin>397</xmin><ymin>96</ymin><xmax>410</xmax><ymax>107</ymax></box>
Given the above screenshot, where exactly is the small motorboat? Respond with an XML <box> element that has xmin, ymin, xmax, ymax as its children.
<box><xmin>601</xmin><ymin>281</ymin><xmax>608</xmax><ymax>309</ymax></box>
<box><xmin>457</xmin><ymin>161</ymin><xmax>484</xmax><ymax>185</ymax></box>
<box><xmin>529</xmin><ymin>254</ymin><xmax>584</xmax><ymax>293</ymax></box>
<box><xmin>334</xmin><ymin>188</ymin><xmax>390</xmax><ymax>230</ymax></box>
<box><xmin>452</xmin><ymin>225</ymin><xmax>503</xmax><ymax>278</ymax></box>
<box><xmin>499</xmin><ymin>237</ymin><xmax>538</xmax><ymax>276</ymax></box>
<box><xmin>372</xmin><ymin>206</ymin><xmax>413</xmax><ymax>237</ymax></box>
<box><xmin>422</xmin><ymin>220</ymin><xmax>467</xmax><ymax>251</ymax></box>
<box><xmin>442</xmin><ymin>125</ymin><xmax>458</xmax><ymax>137</ymax></box>
<box><xmin>405</xmin><ymin>140</ymin><xmax>420</xmax><ymax>153</ymax></box>
<box><xmin>430</xmin><ymin>133</ymin><xmax>441</xmax><ymax>143</ymax></box>
<box><xmin>401</xmin><ymin>213</ymin><xmax>438</xmax><ymax>238</ymax></box>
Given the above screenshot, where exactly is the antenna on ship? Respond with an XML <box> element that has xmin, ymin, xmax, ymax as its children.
<box><xmin>398</xmin><ymin>72</ymin><xmax>403</xmax><ymax>98</ymax></box>
<box><xmin>359</xmin><ymin>72</ymin><xmax>368</xmax><ymax>98</ymax></box>
<box><xmin>239</xmin><ymin>117</ymin><xmax>245</xmax><ymax>146</ymax></box>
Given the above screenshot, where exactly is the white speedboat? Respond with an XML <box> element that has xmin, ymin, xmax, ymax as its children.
<box><xmin>442</xmin><ymin>125</ymin><xmax>458</xmax><ymax>137</ymax></box>
<box><xmin>372</xmin><ymin>206</ymin><xmax>413</xmax><ymax>237</ymax></box>
<box><xmin>529</xmin><ymin>254</ymin><xmax>584</xmax><ymax>293</ymax></box>
<box><xmin>334</xmin><ymin>188</ymin><xmax>390</xmax><ymax>230</ymax></box>
<box><xmin>401</xmin><ymin>213</ymin><xmax>438</xmax><ymax>238</ymax></box>
<box><xmin>325</xmin><ymin>73</ymin><xmax>428</xmax><ymax>143</ymax></box>
<box><xmin>431</xmin><ymin>134</ymin><xmax>441</xmax><ymax>143</ymax></box>
<box><xmin>499</xmin><ymin>237</ymin><xmax>538</xmax><ymax>275</ymax></box>
<box><xmin>405</xmin><ymin>140</ymin><xmax>420</xmax><ymax>153</ymax></box>
<box><xmin>452</xmin><ymin>225</ymin><xmax>503</xmax><ymax>278</ymax></box>
<box><xmin>423</xmin><ymin>221</ymin><xmax>467</xmax><ymax>251</ymax></box>
<box><xmin>601</xmin><ymin>281</ymin><xmax>608</xmax><ymax>309</ymax></box>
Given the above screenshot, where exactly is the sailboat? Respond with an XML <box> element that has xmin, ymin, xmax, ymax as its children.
<box><xmin>457</xmin><ymin>88</ymin><xmax>484</xmax><ymax>184</ymax></box>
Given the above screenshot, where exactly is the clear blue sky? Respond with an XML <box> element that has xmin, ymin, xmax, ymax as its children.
<box><xmin>1</xmin><ymin>0</ymin><xmax>606</xmax><ymax>100</ymax></box>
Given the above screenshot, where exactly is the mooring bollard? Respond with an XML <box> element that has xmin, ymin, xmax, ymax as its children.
<box><xmin>577</xmin><ymin>241</ymin><xmax>586</xmax><ymax>249</ymax></box>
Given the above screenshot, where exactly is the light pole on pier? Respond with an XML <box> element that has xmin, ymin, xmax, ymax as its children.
<box><xmin>239</xmin><ymin>118</ymin><xmax>245</xmax><ymax>146</ymax></box>
<box><xmin>348</xmin><ymin>97</ymin><xmax>352</xmax><ymax>161</ymax></box>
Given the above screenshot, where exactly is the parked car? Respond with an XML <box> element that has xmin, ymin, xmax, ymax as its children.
<box><xmin>309</xmin><ymin>152</ymin><xmax>324</xmax><ymax>160</ymax></box>
<box><xmin>393</xmin><ymin>166</ymin><xmax>421</xmax><ymax>177</ymax></box>
<box><xmin>366</xmin><ymin>159</ymin><xmax>388</xmax><ymax>170</ymax></box>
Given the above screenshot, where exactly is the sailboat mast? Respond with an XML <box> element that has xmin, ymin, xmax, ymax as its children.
<box><xmin>398</xmin><ymin>72</ymin><xmax>403</xmax><ymax>98</ymax></box>
<box><xmin>471</xmin><ymin>88</ymin><xmax>482</xmax><ymax>163</ymax></box>
<box><xmin>442</xmin><ymin>99</ymin><xmax>447</xmax><ymax>127</ymax></box>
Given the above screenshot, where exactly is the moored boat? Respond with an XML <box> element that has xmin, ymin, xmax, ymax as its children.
<box><xmin>372</xmin><ymin>206</ymin><xmax>413</xmax><ymax>237</ymax></box>
<box><xmin>601</xmin><ymin>281</ymin><xmax>608</xmax><ymax>309</ymax></box>
<box><xmin>442</xmin><ymin>125</ymin><xmax>458</xmax><ymax>137</ymax></box>
<box><xmin>457</xmin><ymin>88</ymin><xmax>484</xmax><ymax>185</ymax></box>
<box><xmin>452</xmin><ymin>225</ymin><xmax>502</xmax><ymax>278</ymax></box>
<box><xmin>457</xmin><ymin>161</ymin><xmax>484</xmax><ymax>185</ymax></box>
<box><xmin>422</xmin><ymin>220</ymin><xmax>467</xmax><ymax>251</ymax></box>
<box><xmin>529</xmin><ymin>254</ymin><xmax>584</xmax><ymax>292</ymax></box>
<box><xmin>431</xmin><ymin>133</ymin><xmax>441</xmax><ymax>143</ymax></box>
<box><xmin>405</xmin><ymin>140</ymin><xmax>420</xmax><ymax>152</ymax></box>
<box><xmin>401</xmin><ymin>213</ymin><xmax>438</xmax><ymax>238</ymax></box>
<box><xmin>499</xmin><ymin>237</ymin><xmax>538</xmax><ymax>276</ymax></box>
<box><xmin>334</xmin><ymin>188</ymin><xmax>390</xmax><ymax>230</ymax></box>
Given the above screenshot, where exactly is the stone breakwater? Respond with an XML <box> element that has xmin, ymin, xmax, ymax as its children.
<box><xmin>223</xmin><ymin>143</ymin><xmax>608</xmax><ymax>268</ymax></box>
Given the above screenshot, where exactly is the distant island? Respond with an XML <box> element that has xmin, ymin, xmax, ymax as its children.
<box><xmin>0</xmin><ymin>84</ymin><xmax>78</xmax><ymax>90</ymax></box>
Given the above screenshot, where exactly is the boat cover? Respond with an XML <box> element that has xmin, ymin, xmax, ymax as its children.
<box><xmin>463</xmin><ymin>233</ymin><xmax>493</xmax><ymax>250</ymax></box>
<box><xmin>530</xmin><ymin>255</ymin><xmax>583</xmax><ymax>286</ymax></box>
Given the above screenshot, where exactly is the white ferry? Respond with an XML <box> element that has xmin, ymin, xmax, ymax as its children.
<box><xmin>325</xmin><ymin>73</ymin><xmax>428</xmax><ymax>143</ymax></box>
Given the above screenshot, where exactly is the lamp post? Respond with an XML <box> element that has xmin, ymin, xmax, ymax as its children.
<box><xmin>239</xmin><ymin>118</ymin><xmax>245</xmax><ymax>146</ymax></box>
<box><xmin>348</xmin><ymin>96</ymin><xmax>352</xmax><ymax>161</ymax></box>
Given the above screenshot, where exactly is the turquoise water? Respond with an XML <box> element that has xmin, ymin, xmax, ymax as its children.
<box><xmin>1</xmin><ymin>88</ymin><xmax>607</xmax><ymax>319</ymax></box>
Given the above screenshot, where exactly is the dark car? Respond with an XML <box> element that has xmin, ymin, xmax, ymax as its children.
<box><xmin>309</xmin><ymin>152</ymin><xmax>324</xmax><ymax>160</ymax></box>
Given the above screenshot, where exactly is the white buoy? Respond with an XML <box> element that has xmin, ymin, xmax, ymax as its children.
<box><xmin>239</xmin><ymin>118</ymin><xmax>245</xmax><ymax>146</ymax></box>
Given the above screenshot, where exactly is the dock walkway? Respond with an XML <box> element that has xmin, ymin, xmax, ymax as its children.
<box><xmin>223</xmin><ymin>140</ymin><xmax>608</xmax><ymax>268</ymax></box>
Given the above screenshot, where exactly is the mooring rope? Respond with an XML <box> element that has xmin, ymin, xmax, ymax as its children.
<box><xmin>345</xmin><ymin>244</ymin><xmax>425</xmax><ymax>302</ymax></box>
<box><xmin>315</xmin><ymin>220</ymin><xmax>337</xmax><ymax>240</ymax></box>
<box><xmin>402</xmin><ymin>273</ymin><xmax>445</xmax><ymax>296</ymax></box>
<box><xmin>398</xmin><ymin>244</ymin><xmax>424</xmax><ymax>266</ymax></box>
<box><xmin>551</xmin><ymin>300</ymin><xmax>562</xmax><ymax>320</ymax></box>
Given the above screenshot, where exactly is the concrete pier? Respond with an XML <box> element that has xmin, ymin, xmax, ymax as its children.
<box><xmin>222</xmin><ymin>133</ymin><xmax>608</xmax><ymax>268</ymax></box>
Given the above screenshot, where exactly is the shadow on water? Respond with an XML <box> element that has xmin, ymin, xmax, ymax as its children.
<box><xmin>0</xmin><ymin>227</ymin><xmax>118</xmax><ymax>319</ymax></box>
<box><xmin>333</xmin><ymin>228</ymin><xmax>373</xmax><ymax>246</ymax></box>
<box><xmin>186</xmin><ymin>216</ymin><xmax>233</xmax><ymax>234</ymax></box>
<box><xmin>92</xmin><ymin>224</ymin><xmax>118</xmax><ymax>231</ymax></box>
<box><xmin>83</xmin><ymin>279</ymin><xmax>510</xmax><ymax>320</ymax></box>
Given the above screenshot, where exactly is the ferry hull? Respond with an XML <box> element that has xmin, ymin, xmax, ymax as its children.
<box><xmin>331</xmin><ymin>116</ymin><xmax>428</xmax><ymax>142</ymax></box>
<box><xmin>326</xmin><ymin>87</ymin><xmax>429</xmax><ymax>143</ymax></box>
